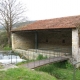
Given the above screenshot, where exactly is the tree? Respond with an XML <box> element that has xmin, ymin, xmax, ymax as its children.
<box><xmin>0</xmin><ymin>0</ymin><xmax>27</xmax><ymax>47</ymax></box>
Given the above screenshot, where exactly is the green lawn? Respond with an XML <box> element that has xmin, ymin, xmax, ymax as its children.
<box><xmin>1</xmin><ymin>61</ymin><xmax>80</xmax><ymax>80</ymax></box>
<box><xmin>35</xmin><ymin>61</ymin><xmax>80</xmax><ymax>80</ymax></box>
<box><xmin>0</xmin><ymin>68</ymin><xmax>57</xmax><ymax>80</ymax></box>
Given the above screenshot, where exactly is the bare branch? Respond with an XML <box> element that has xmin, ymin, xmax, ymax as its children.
<box><xmin>0</xmin><ymin>0</ymin><xmax>27</xmax><ymax>46</ymax></box>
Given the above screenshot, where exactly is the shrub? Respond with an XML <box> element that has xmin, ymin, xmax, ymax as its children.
<box><xmin>3</xmin><ymin>46</ymin><xmax>11</xmax><ymax>50</ymax></box>
<box><xmin>35</xmin><ymin>61</ymin><xmax>74</xmax><ymax>80</ymax></box>
<box><xmin>36</xmin><ymin>54</ymin><xmax>47</xmax><ymax>60</ymax></box>
<box><xmin>36</xmin><ymin>54</ymin><xmax>44</xmax><ymax>60</ymax></box>
<box><xmin>65</xmin><ymin>61</ymin><xmax>73</xmax><ymax>69</ymax></box>
<box><xmin>0</xmin><ymin>31</ymin><xmax>8</xmax><ymax>49</ymax></box>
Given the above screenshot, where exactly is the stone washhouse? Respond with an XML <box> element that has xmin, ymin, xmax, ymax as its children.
<box><xmin>11</xmin><ymin>15</ymin><xmax>80</xmax><ymax>66</ymax></box>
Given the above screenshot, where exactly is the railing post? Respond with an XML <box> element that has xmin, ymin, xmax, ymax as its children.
<box><xmin>39</xmin><ymin>50</ymin><xmax>40</xmax><ymax>66</ymax></box>
<box><xmin>16</xmin><ymin>53</ymin><xmax>17</xmax><ymax>64</ymax></box>
<box><xmin>11</xmin><ymin>53</ymin><xmax>12</xmax><ymax>64</ymax></box>
<box><xmin>27</xmin><ymin>50</ymin><xmax>30</xmax><ymax>67</ymax></box>
<box><xmin>72</xmin><ymin>62</ymin><xmax>80</xmax><ymax>80</ymax></box>
<box><xmin>73</xmin><ymin>64</ymin><xmax>76</xmax><ymax>80</ymax></box>
<box><xmin>33</xmin><ymin>50</ymin><xmax>35</xmax><ymax>68</ymax></box>
<box><xmin>43</xmin><ymin>50</ymin><xmax>45</xmax><ymax>64</ymax></box>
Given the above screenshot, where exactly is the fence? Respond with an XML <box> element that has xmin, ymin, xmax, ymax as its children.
<box><xmin>0</xmin><ymin>51</ymin><xmax>24</xmax><ymax>64</ymax></box>
<box><xmin>18</xmin><ymin>47</ymin><xmax>71</xmax><ymax>60</ymax></box>
<box><xmin>72</xmin><ymin>61</ymin><xmax>80</xmax><ymax>80</ymax></box>
<box><xmin>1</xmin><ymin>49</ymin><xmax>79</xmax><ymax>80</ymax></box>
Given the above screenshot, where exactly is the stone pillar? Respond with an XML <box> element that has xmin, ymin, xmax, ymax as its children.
<box><xmin>72</xmin><ymin>29</ymin><xmax>80</xmax><ymax>66</ymax></box>
<box><xmin>11</xmin><ymin>33</ymin><xmax>15</xmax><ymax>50</ymax></box>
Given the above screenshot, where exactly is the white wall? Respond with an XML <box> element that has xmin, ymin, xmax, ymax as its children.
<box><xmin>72</xmin><ymin>28</ymin><xmax>80</xmax><ymax>67</ymax></box>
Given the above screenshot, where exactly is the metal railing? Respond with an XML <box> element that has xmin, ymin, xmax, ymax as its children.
<box><xmin>1</xmin><ymin>49</ymin><xmax>79</xmax><ymax>80</ymax></box>
<box><xmin>20</xmin><ymin>47</ymin><xmax>71</xmax><ymax>68</ymax></box>
<box><xmin>72</xmin><ymin>61</ymin><xmax>80</xmax><ymax>80</ymax></box>
<box><xmin>24</xmin><ymin>47</ymin><xmax>71</xmax><ymax>60</ymax></box>
<box><xmin>0</xmin><ymin>51</ymin><xmax>23</xmax><ymax>64</ymax></box>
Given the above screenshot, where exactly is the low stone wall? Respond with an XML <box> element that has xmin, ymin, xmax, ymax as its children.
<box><xmin>14</xmin><ymin>49</ymin><xmax>70</xmax><ymax>60</ymax></box>
<box><xmin>14</xmin><ymin>49</ymin><xmax>39</xmax><ymax>60</ymax></box>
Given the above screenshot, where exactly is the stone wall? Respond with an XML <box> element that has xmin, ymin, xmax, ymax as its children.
<box><xmin>72</xmin><ymin>29</ymin><xmax>80</xmax><ymax>64</ymax></box>
<box><xmin>12</xmin><ymin>28</ymin><xmax>80</xmax><ymax>67</ymax></box>
<box><xmin>12</xmin><ymin>32</ymin><xmax>35</xmax><ymax>50</ymax></box>
<box><xmin>12</xmin><ymin>29</ymin><xmax>72</xmax><ymax>53</ymax></box>
<box><xmin>14</xmin><ymin>49</ymin><xmax>70</xmax><ymax>60</ymax></box>
<box><xmin>38</xmin><ymin>29</ymin><xmax>72</xmax><ymax>53</ymax></box>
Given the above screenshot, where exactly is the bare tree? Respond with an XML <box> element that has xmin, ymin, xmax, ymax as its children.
<box><xmin>0</xmin><ymin>0</ymin><xmax>27</xmax><ymax>47</ymax></box>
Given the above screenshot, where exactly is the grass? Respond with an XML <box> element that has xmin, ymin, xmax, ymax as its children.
<box><xmin>1</xmin><ymin>59</ymin><xmax>80</xmax><ymax>80</ymax></box>
<box><xmin>16</xmin><ymin>60</ymin><xmax>35</xmax><ymax>66</ymax></box>
<box><xmin>16</xmin><ymin>61</ymin><xmax>28</xmax><ymax>66</ymax></box>
<box><xmin>0</xmin><ymin>63</ymin><xmax>4</xmax><ymax>69</ymax></box>
<box><xmin>0</xmin><ymin>68</ymin><xmax>57</xmax><ymax>80</ymax></box>
<box><xmin>16</xmin><ymin>55</ymin><xmax>80</xmax><ymax>80</ymax></box>
<box><xmin>3</xmin><ymin>46</ymin><xmax>11</xmax><ymax>50</ymax></box>
<box><xmin>35</xmin><ymin>61</ymin><xmax>80</xmax><ymax>80</ymax></box>
<box><xmin>1</xmin><ymin>52</ymin><xmax>80</xmax><ymax>80</ymax></box>
<box><xmin>36</xmin><ymin>54</ymin><xmax>47</xmax><ymax>60</ymax></box>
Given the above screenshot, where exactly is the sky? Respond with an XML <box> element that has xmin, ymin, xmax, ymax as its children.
<box><xmin>19</xmin><ymin>0</ymin><xmax>80</xmax><ymax>21</ymax></box>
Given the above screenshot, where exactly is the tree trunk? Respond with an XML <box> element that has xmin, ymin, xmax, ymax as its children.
<box><xmin>7</xmin><ymin>31</ymin><xmax>11</xmax><ymax>47</ymax></box>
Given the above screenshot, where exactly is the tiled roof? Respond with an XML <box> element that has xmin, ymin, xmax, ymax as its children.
<box><xmin>12</xmin><ymin>15</ymin><xmax>80</xmax><ymax>31</ymax></box>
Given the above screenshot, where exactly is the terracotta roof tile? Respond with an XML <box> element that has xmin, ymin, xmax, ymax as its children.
<box><xmin>12</xmin><ymin>15</ymin><xmax>80</xmax><ymax>31</ymax></box>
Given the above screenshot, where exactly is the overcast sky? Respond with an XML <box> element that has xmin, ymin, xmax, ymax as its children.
<box><xmin>19</xmin><ymin>0</ymin><xmax>80</xmax><ymax>21</ymax></box>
